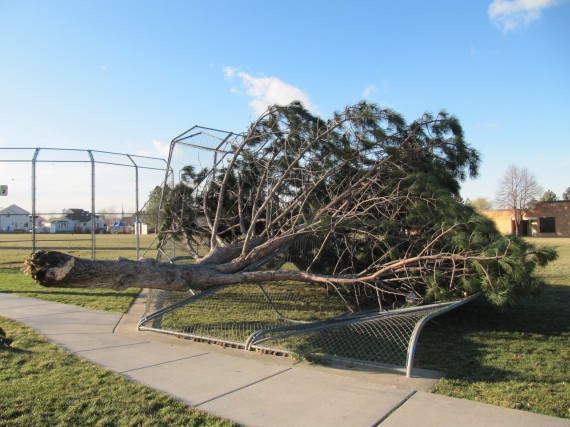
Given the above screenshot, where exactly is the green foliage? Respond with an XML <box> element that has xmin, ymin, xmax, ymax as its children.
<box><xmin>467</xmin><ymin>196</ymin><xmax>493</xmax><ymax>210</ymax></box>
<box><xmin>562</xmin><ymin>186</ymin><xmax>570</xmax><ymax>201</ymax></box>
<box><xmin>541</xmin><ymin>189</ymin><xmax>558</xmax><ymax>202</ymax></box>
<box><xmin>143</xmin><ymin>185</ymin><xmax>169</xmax><ymax>233</ymax></box>
<box><xmin>163</xmin><ymin>101</ymin><xmax>556</xmax><ymax>307</ymax></box>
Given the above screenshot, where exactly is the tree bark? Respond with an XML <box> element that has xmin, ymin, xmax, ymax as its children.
<box><xmin>23</xmin><ymin>251</ymin><xmax>206</xmax><ymax>291</ymax></box>
<box><xmin>23</xmin><ymin>250</ymin><xmax>327</xmax><ymax>291</ymax></box>
<box><xmin>23</xmin><ymin>250</ymin><xmax>328</xmax><ymax>292</ymax></box>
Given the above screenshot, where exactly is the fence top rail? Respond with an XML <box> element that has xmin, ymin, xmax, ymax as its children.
<box><xmin>0</xmin><ymin>147</ymin><xmax>166</xmax><ymax>171</ymax></box>
<box><xmin>0</xmin><ymin>147</ymin><xmax>167</xmax><ymax>165</ymax></box>
<box><xmin>92</xmin><ymin>150</ymin><xmax>165</xmax><ymax>162</ymax></box>
<box><xmin>171</xmin><ymin>125</ymin><xmax>240</xmax><ymax>143</ymax></box>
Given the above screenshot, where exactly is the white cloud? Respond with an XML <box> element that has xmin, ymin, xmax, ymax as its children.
<box><xmin>488</xmin><ymin>0</ymin><xmax>566</xmax><ymax>32</ymax></box>
<box><xmin>362</xmin><ymin>85</ymin><xmax>379</xmax><ymax>99</ymax></box>
<box><xmin>148</xmin><ymin>138</ymin><xmax>185</xmax><ymax>162</ymax></box>
<box><xmin>223</xmin><ymin>66</ymin><xmax>236</xmax><ymax>78</ymax></box>
<box><xmin>151</xmin><ymin>139</ymin><xmax>171</xmax><ymax>158</ymax></box>
<box><xmin>224</xmin><ymin>68</ymin><xmax>318</xmax><ymax>115</ymax></box>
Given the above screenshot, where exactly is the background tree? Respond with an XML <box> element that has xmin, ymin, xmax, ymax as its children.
<box><xmin>562</xmin><ymin>187</ymin><xmax>570</xmax><ymax>201</ymax></box>
<box><xmin>467</xmin><ymin>197</ymin><xmax>493</xmax><ymax>210</ymax></box>
<box><xmin>495</xmin><ymin>165</ymin><xmax>542</xmax><ymax>236</ymax></box>
<box><xmin>142</xmin><ymin>186</ymin><xmax>169</xmax><ymax>233</ymax></box>
<box><xmin>25</xmin><ymin>102</ymin><xmax>556</xmax><ymax>307</ymax></box>
<box><xmin>97</xmin><ymin>207</ymin><xmax>121</xmax><ymax>227</ymax></box>
<box><xmin>161</xmin><ymin>165</ymin><xmax>209</xmax><ymax>258</ymax></box>
<box><xmin>541</xmin><ymin>190</ymin><xmax>558</xmax><ymax>202</ymax></box>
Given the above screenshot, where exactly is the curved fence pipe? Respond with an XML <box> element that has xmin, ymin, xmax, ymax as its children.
<box><xmin>405</xmin><ymin>293</ymin><xmax>481</xmax><ymax>378</ymax></box>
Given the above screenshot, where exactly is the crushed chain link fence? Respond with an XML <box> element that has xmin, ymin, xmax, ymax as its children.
<box><xmin>140</xmin><ymin>129</ymin><xmax>479</xmax><ymax>377</ymax></box>
<box><xmin>140</xmin><ymin>279</ymin><xmax>478</xmax><ymax>376</ymax></box>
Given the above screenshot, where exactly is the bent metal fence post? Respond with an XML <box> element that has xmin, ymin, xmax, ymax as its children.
<box><xmin>139</xmin><ymin>128</ymin><xmax>480</xmax><ymax>377</ymax></box>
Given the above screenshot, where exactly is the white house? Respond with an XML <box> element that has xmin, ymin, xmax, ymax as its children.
<box><xmin>0</xmin><ymin>204</ymin><xmax>31</xmax><ymax>232</ymax></box>
<box><xmin>48</xmin><ymin>208</ymin><xmax>105</xmax><ymax>233</ymax></box>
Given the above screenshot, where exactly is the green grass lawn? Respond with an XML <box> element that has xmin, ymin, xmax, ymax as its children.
<box><xmin>0</xmin><ymin>235</ymin><xmax>236</xmax><ymax>426</ymax></box>
<box><xmin>1</xmin><ymin>234</ymin><xmax>569</xmax><ymax>420</ymax></box>
<box><xmin>0</xmin><ymin>268</ymin><xmax>139</xmax><ymax>312</ymax></box>
<box><xmin>416</xmin><ymin>237</ymin><xmax>570</xmax><ymax>419</ymax></box>
<box><xmin>0</xmin><ymin>233</ymin><xmax>161</xmax><ymax>267</ymax></box>
<box><xmin>0</xmin><ymin>316</ymin><xmax>236</xmax><ymax>427</ymax></box>
<box><xmin>0</xmin><ymin>233</ymin><xmax>160</xmax><ymax>312</ymax></box>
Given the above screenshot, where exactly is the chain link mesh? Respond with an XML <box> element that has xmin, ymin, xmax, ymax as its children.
<box><xmin>143</xmin><ymin>282</ymin><xmax>348</xmax><ymax>343</ymax></box>
<box><xmin>141</xmin><ymin>280</ymin><xmax>453</xmax><ymax>368</ymax></box>
<box><xmin>251</xmin><ymin>306</ymin><xmax>446</xmax><ymax>366</ymax></box>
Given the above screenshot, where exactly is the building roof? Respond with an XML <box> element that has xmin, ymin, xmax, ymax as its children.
<box><xmin>0</xmin><ymin>204</ymin><xmax>29</xmax><ymax>215</ymax></box>
<box><xmin>536</xmin><ymin>200</ymin><xmax>570</xmax><ymax>205</ymax></box>
<box><xmin>51</xmin><ymin>209</ymin><xmax>102</xmax><ymax>223</ymax></box>
<box><xmin>110</xmin><ymin>221</ymin><xmax>129</xmax><ymax>227</ymax></box>
<box><xmin>64</xmin><ymin>209</ymin><xmax>92</xmax><ymax>222</ymax></box>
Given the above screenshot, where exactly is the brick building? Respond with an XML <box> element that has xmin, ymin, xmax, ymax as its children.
<box><xmin>480</xmin><ymin>201</ymin><xmax>570</xmax><ymax>237</ymax></box>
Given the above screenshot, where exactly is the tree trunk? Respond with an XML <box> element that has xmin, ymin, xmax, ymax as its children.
<box><xmin>22</xmin><ymin>250</ymin><xmax>332</xmax><ymax>291</ymax></box>
<box><xmin>23</xmin><ymin>250</ymin><xmax>210</xmax><ymax>292</ymax></box>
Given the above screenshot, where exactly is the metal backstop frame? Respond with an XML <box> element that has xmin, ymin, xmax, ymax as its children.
<box><xmin>139</xmin><ymin>129</ymin><xmax>480</xmax><ymax>377</ymax></box>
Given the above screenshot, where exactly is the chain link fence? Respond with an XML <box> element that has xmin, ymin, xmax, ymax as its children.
<box><xmin>0</xmin><ymin>147</ymin><xmax>168</xmax><ymax>263</ymax></box>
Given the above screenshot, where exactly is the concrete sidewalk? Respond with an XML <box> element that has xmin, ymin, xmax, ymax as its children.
<box><xmin>1</xmin><ymin>292</ymin><xmax>568</xmax><ymax>427</ymax></box>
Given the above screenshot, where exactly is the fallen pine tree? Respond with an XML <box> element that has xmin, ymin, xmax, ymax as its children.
<box><xmin>23</xmin><ymin>102</ymin><xmax>557</xmax><ymax>309</ymax></box>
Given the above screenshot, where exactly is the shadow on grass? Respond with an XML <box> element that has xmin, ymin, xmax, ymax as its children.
<box><xmin>458</xmin><ymin>284</ymin><xmax>569</xmax><ymax>336</ymax></box>
<box><xmin>0</xmin><ymin>344</ymin><xmax>31</xmax><ymax>354</ymax></box>
<box><xmin>415</xmin><ymin>283</ymin><xmax>570</xmax><ymax>383</ymax></box>
<box><xmin>1</xmin><ymin>289</ymin><xmax>138</xmax><ymax>298</ymax></box>
<box><xmin>1</xmin><ymin>246</ymin><xmax>143</xmax><ymax>250</ymax></box>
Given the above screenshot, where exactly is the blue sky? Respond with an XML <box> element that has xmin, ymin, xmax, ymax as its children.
<box><xmin>1</xmin><ymin>0</ymin><xmax>569</xmax><ymax>212</ymax></box>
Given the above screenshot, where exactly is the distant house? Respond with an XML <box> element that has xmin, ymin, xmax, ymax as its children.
<box><xmin>107</xmin><ymin>221</ymin><xmax>131</xmax><ymax>234</ymax></box>
<box><xmin>0</xmin><ymin>204</ymin><xmax>30</xmax><ymax>232</ymax></box>
<box><xmin>106</xmin><ymin>213</ymin><xmax>148</xmax><ymax>234</ymax></box>
<box><xmin>480</xmin><ymin>200</ymin><xmax>570</xmax><ymax>237</ymax></box>
<box><xmin>47</xmin><ymin>208</ymin><xmax>105</xmax><ymax>233</ymax></box>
